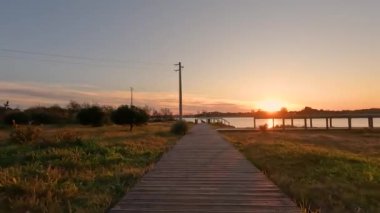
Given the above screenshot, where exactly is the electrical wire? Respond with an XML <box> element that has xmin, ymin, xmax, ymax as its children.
<box><xmin>0</xmin><ymin>48</ymin><xmax>169</xmax><ymax>67</ymax></box>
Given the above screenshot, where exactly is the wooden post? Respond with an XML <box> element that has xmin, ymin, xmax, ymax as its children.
<box><xmin>310</xmin><ymin>118</ymin><xmax>313</xmax><ymax>128</ymax></box>
<box><xmin>282</xmin><ymin>118</ymin><xmax>285</xmax><ymax>130</ymax></box>
<box><xmin>291</xmin><ymin>118</ymin><xmax>294</xmax><ymax>127</ymax></box>
<box><xmin>304</xmin><ymin>118</ymin><xmax>307</xmax><ymax>129</ymax></box>
<box><xmin>272</xmin><ymin>118</ymin><xmax>275</xmax><ymax>128</ymax></box>
<box><xmin>253</xmin><ymin>118</ymin><xmax>256</xmax><ymax>129</ymax></box>
<box><xmin>325</xmin><ymin>118</ymin><xmax>329</xmax><ymax>129</ymax></box>
<box><xmin>174</xmin><ymin>62</ymin><xmax>183</xmax><ymax>120</ymax></box>
<box><xmin>348</xmin><ymin>117</ymin><xmax>352</xmax><ymax>130</ymax></box>
<box><xmin>329</xmin><ymin>118</ymin><xmax>333</xmax><ymax>128</ymax></box>
<box><xmin>369</xmin><ymin>117</ymin><xmax>374</xmax><ymax>128</ymax></box>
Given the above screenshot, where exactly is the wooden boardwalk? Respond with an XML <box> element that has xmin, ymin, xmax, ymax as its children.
<box><xmin>110</xmin><ymin>124</ymin><xmax>299</xmax><ymax>213</ymax></box>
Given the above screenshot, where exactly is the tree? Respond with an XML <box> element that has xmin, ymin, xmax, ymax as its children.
<box><xmin>151</xmin><ymin>108</ymin><xmax>174</xmax><ymax>122</ymax></box>
<box><xmin>0</xmin><ymin>101</ymin><xmax>10</xmax><ymax>122</ymax></box>
<box><xmin>25</xmin><ymin>105</ymin><xmax>69</xmax><ymax>124</ymax></box>
<box><xmin>67</xmin><ymin>101</ymin><xmax>82</xmax><ymax>115</ymax></box>
<box><xmin>3</xmin><ymin>100</ymin><xmax>10</xmax><ymax>110</ymax></box>
<box><xmin>101</xmin><ymin>105</ymin><xmax>114</xmax><ymax>124</ymax></box>
<box><xmin>4</xmin><ymin>111</ymin><xmax>30</xmax><ymax>125</ymax></box>
<box><xmin>152</xmin><ymin>110</ymin><xmax>162</xmax><ymax>121</ymax></box>
<box><xmin>111</xmin><ymin>105</ymin><xmax>149</xmax><ymax>131</ymax></box>
<box><xmin>160</xmin><ymin>108</ymin><xmax>174</xmax><ymax>121</ymax></box>
<box><xmin>142</xmin><ymin>105</ymin><xmax>153</xmax><ymax>115</ymax></box>
<box><xmin>76</xmin><ymin>106</ymin><xmax>106</xmax><ymax>126</ymax></box>
<box><xmin>279</xmin><ymin>107</ymin><xmax>288</xmax><ymax>116</ymax></box>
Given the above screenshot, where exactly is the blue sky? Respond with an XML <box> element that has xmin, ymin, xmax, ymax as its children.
<box><xmin>1</xmin><ymin>0</ymin><xmax>379</xmax><ymax>112</ymax></box>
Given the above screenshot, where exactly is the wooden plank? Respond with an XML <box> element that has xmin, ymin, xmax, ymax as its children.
<box><xmin>109</xmin><ymin>124</ymin><xmax>299</xmax><ymax>212</ymax></box>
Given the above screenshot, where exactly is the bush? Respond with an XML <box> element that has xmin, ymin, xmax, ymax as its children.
<box><xmin>170</xmin><ymin>120</ymin><xmax>188</xmax><ymax>135</ymax></box>
<box><xmin>55</xmin><ymin>130</ymin><xmax>82</xmax><ymax>145</ymax></box>
<box><xmin>259</xmin><ymin>123</ymin><xmax>268</xmax><ymax>132</ymax></box>
<box><xmin>76</xmin><ymin>106</ymin><xmax>106</xmax><ymax>126</ymax></box>
<box><xmin>4</xmin><ymin>111</ymin><xmax>29</xmax><ymax>125</ymax></box>
<box><xmin>25</xmin><ymin>106</ymin><xmax>69</xmax><ymax>124</ymax></box>
<box><xmin>9</xmin><ymin>124</ymin><xmax>42</xmax><ymax>144</ymax></box>
<box><xmin>111</xmin><ymin>105</ymin><xmax>149</xmax><ymax>131</ymax></box>
<box><xmin>29</xmin><ymin>111</ymin><xmax>55</xmax><ymax>124</ymax></box>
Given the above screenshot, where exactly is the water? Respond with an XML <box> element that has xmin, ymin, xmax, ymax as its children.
<box><xmin>184</xmin><ymin>117</ymin><xmax>380</xmax><ymax>128</ymax></box>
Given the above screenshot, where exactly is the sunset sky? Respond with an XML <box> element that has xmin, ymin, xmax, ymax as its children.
<box><xmin>1</xmin><ymin>0</ymin><xmax>379</xmax><ymax>113</ymax></box>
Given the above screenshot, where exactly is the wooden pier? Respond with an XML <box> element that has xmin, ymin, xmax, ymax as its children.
<box><xmin>253</xmin><ymin>114</ymin><xmax>380</xmax><ymax>130</ymax></box>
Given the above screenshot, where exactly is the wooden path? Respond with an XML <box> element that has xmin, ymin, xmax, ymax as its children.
<box><xmin>110</xmin><ymin>124</ymin><xmax>299</xmax><ymax>213</ymax></box>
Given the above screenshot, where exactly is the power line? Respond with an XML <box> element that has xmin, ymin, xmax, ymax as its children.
<box><xmin>0</xmin><ymin>48</ymin><xmax>169</xmax><ymax>66</ymax></box>
<box><xmin>0</xmin><ymin>55</ymin><xmax>121</xmax><ymax>67</ymax></box>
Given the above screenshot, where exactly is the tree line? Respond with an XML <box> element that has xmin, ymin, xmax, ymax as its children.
<box><xmin>0</xmin><ymin>100</ymin><xmax>175</xmax><ymax>130</ymax></box>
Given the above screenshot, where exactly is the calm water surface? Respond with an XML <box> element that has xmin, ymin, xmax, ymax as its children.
<box><xmin>184</xmin><ymin>117</ymin><xmax>380</xmax><ymax>128</ymax></box>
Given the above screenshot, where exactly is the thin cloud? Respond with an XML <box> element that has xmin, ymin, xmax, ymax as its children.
<box><xmin>0</xmin><ymin>81</ymin><xmax>251</xmax><ymax>113</ymax></box>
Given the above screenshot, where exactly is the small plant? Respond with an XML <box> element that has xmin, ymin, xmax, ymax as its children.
<box><xmin>9</xmin><ymin>123</ymin><xmax>42</xmax><ymax>144</ymax></box>
<box><xmin>259</xmin><ymin>123</ymin><xmax>268</xmax><ymax>132</ymax></box>
<box><xmin>55</xmin><ymin>130</ymin><xmax>82</xmax><ymax>144</ymax></box>
<box><xmin>170</xmin><ymin>120</ymin><xmax>188</xmax><ymax>135</ymax></box>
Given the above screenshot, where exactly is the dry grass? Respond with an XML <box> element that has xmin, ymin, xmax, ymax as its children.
<box><xmin>0</xmin><ymin>122</ymin><xmax>180</xmax><ymax>212</ymax></box>
<box><xmin>222</xmin><ymin>130</ymin><xmax>380</xmax><ymax>212</ymax></box>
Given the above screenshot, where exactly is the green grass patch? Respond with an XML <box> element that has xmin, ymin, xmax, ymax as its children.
<box><xmin>0</xmin><ymin>123</ymin><xmax>180</xmax><ymax>212</ymax></box>
<box><xmin>222</xmin><ymin>131</ymin><xmax>380</xmax><ymax>212</ymax></box>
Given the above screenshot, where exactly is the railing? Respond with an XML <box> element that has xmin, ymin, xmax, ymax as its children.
<box><xmin>195</xmin><ymin>117</ymin><xmax>231</xmax><ymax>126</ymax></box>
<box><xmin>253</xmin><ymin>114</ymin><xmax>380</xmax><ymax>130</ymax></box>
<box><xmin>193</xmin><ymin>114</ymin><xmax>380</xmax><ymax>130</ymax></box>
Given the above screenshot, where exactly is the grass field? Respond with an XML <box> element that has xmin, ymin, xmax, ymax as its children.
<box><xmin>222</xmin><ymin>130</ymin><xmax>380</xmax><ymax>213</ymax></box>
<box><xmin>0</xmin><ymin>123</ymin><xmax>180</xmax><ymax>212</ymax></box>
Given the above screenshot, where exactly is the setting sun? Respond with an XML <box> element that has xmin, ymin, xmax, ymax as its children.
<box><xmin>255</xmin><ymin>99</ymin><xmax>287</xmax><ymax>112</ymax></box>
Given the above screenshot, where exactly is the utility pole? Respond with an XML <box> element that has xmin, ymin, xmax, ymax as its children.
<box><xmin>130</xmin><ymin>87</ymin><xmax>133</xmax><ymax>107</ymax></box>
<box><xmin>174</xmin><ymin>62</ymin><xmax>184</xmax><ymax>120</ymax></box>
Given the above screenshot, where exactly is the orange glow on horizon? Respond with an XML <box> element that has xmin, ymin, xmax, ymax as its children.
<box><xmin>255</xmin><ymin>99</ymin><xmax>287</xmax><ymax>112</ymax></box>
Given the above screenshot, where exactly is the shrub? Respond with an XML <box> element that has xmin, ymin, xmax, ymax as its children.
<box><xmin>111</xmin><ymin>105</ymin><xmax>149</xmax><ymax>131</ymax></box>
<box><xmin>76</xmin><ymin>106</ymin><xmax>106</xmax><ymax>126</ymax></box>
<box><xmin>170</xmin><ymin>120</ymin><xmax>188</xmax><ymax>135</ymax></box>
<box><xmin>9</xmin><ymin>124</ymin><xmax>42</xmax><ymax>144</ymax></box>
<box><xmin>55</xmin><ymin>130</ymin><xmax>82</xmax><ymax>144</ymax></box>
<box><xmin>25</xmin><ymin>106</ymin><xmax>69</xmax><ymax>124</ymax></box>
<box><xmin>259</xmin><ymin>123</ymin><xmax>268</xmax><ymax>132</ymax></box>
<box><xmin>4</xmin><ymin>111</ymin><xmax>29</xmax><ymax>125</ymax></box>
<box><xmin>29</xmin><ymin>111</ymin><xmax>55</xmax><ymax>124</ymax></box>
<box><xmin>36</xmin><ymin>130</ymin><xmax>83</xmax><ymax>147</ymax></box>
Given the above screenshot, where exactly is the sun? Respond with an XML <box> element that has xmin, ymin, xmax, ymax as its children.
<box><xmin>255</xmin><ymin>99</ymin><xmax>286</xmax><ymax>112</ymax></box>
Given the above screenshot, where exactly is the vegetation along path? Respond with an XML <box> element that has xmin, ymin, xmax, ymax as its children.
<box><xmin>110</xmin><ymin>124</ymin><xmax>299</xmax><ymax>212</ymax></box>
